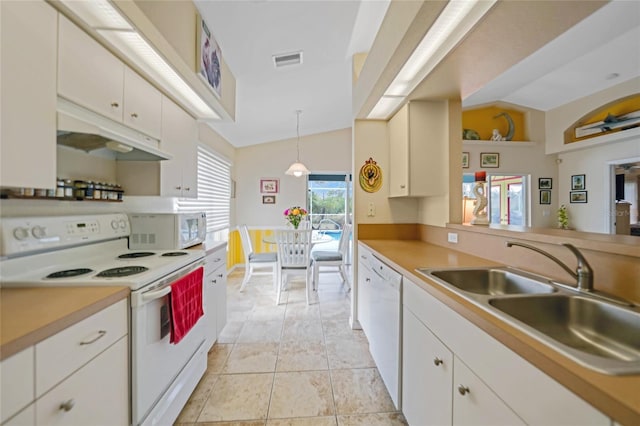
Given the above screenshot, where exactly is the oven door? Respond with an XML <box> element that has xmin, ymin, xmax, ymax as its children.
<box><xmin>131</xmin><ymin>261</ymin><xmax>206</xmax><ymax>425</ymax></box>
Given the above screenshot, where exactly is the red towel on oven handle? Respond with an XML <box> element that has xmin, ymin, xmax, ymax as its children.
<box><xmin>169</xmin><ymin>266</ymin><xmax>204</xmax><ymax>344</ymax></box>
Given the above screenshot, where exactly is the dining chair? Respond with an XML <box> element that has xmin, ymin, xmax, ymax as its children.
<box><xmin>239</xmin><ymin>224</ymin><xmax>279</xmax><ymax>293</ymax></box>
<box><xmin>274</xmin><ymin>228</ymin><xmax>313</xmax><ymax>305</ymax></box>
<box><xmin>311</xmin><ymin>224</ymin><xmax>352</xmax><ymax>294</ymax></box>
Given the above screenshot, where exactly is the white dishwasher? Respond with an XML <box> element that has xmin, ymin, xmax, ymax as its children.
<box><xmin>359</xmin><ymin>251</ymin><xmax>402</xmax><ymax>409</ymax></box>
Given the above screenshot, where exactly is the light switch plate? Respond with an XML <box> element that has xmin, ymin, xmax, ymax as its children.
<box><xmin>447</xmin><ymin>232</ymin><xmax>458</xmax><ymax>243</ymax></box>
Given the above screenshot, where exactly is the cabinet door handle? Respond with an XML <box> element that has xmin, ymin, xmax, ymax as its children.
<box><xmin>400</xmin><ymin>184</ymin><xmax>406</xmax><ymax>189</ymax></box>
<box><xmin>175</xmin><ymin>186</ymin><xmax>182</xmax><ymax>190</ymax></box>
<box><xmin>130</xmin><ymin>112</ymin><xmax>138</xmax><ymax>118</ymax></box>
<box><xmin>59</xmin><ymin>399</ymin><xmax>75</xmax><ymax>412</ymax></box>
<box><xmin>217</xmin><ymin>273</ymin><xmax>224</xmax><ymax>278</ymax></box>
<box><xmin>110</xmin><ymin>102</ymin><xmax>119</xmax><ymax>108</ymax></box>
<box><xmin>184</xmin><ymin>187</ymin><xmax>190</xmax><ymax>191</ymax></box>
<box><xmin>79</xmin><ymin>330</ymin><xmax>106</xmax><ymax>345</ymax></box>
<box><xmin>433</xmin><ymin>357</ymin><xmax>443</xmax><ymax>366</ymax></box>
<box><xmin>458</xmin><ymin>385</ymin><xmax>470</xmax><ymax>396</ymax></box>
<box><xmin>365</xmin><ymin>278</ymin><xmax>371</xmax><ymax>282</ymax></box>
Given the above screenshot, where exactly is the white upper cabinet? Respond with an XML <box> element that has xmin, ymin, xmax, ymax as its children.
<box><xmin>160</xmin><ymin>96</ymin><xmax>198</xmax><ymax>198</ymax></box>
<box><xmin>58</xmin><ymin>14</ymin><xmax>125</xmax><ymax>123</ymax></box>
<box><xmin>58</xmin><ymin>15</ymin><xmax>162</xmax><ymax>139</ymax></box>
<box><xmin>123</xmin><ymin>67</ymin><xmax>162</xmax><ymax>139</ymax></box>
<box><xmin>0</xmin><ymin>0</ymin><xmax>57</xmax><ymax>189</ymax></box>
<box><xmin>388</xmin><ymin>101</ymin><xmax>448</xmax><ymax>197</ymax></box>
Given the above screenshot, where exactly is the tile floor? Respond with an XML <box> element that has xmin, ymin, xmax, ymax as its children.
<box><xmin>175</xmin><ymin>268</ymin><xmax>407</xmax><ymax>426</ymax></box>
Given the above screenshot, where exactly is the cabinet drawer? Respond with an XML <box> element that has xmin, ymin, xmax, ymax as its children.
<box><xmin>36</xmin><ymin>337</ymin><xmax>128</xmax><ymax>426</ymax></box>
<box><xmin>1</xmin><ymin>347</ymin><xmax>34</xmax><ymax>424</ymax></box>
<box><xmin>35</xmin><ymin>300</ymin><xmax>127</xmax><ymax>397</ymax></box>
<box><xmin>204</xmin><ymin>251</ymin><xmax>226</xmax><ymax>275</ymax></box>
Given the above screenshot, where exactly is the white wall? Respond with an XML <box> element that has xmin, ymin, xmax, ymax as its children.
<box><xmin>353</xmin><ymin>120</ymin><xmax>419</xmax><ymax>224</ymax></box>
<box><xmin>235</xmin><ymin>128</ymin><xmax>352</xmax><ymax>226</ymax></box>
<box><xmin>546</xmin><ymin>77</ymin><xmax>640</xmax><ymax>233</ymax></box>
<box><xmin>557</xmin><ymin>140</ymin><xmax>640</xmax><ymax>233</ymax></box>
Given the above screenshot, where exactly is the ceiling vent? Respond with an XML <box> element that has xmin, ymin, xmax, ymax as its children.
<box><xmin>273</xmin><ymin>51</ymin><xmax>303</xmax><ymax>68</ymax></box>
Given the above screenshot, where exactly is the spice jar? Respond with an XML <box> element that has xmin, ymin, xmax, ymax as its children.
<box><xmin>74</xmin><ymin>180</ymin><xmax>87</xmax><ymax>199</ymax></box>
<box><xmin>85</xmin><ymin>181</ymin><xmax>94</xmax><ymax>200</ymax></box>
<box><xmin>63</xmin><ymin>179</ymin><xmax>73</xmax><ymax>198</ymax></box>
<box><xmin>35</xmin><ymin>188</ymin><xmax>47</xmax><ymax>197</ymax></box>
<box><xmin>56</xmin><ymin>179</ymin><xmax>65</xmax><ymax>198</ymax></box>
<box><xmin>93</xmin><ymin>182</ymin><xmax>102</xmax><ymax>200</ymax></box>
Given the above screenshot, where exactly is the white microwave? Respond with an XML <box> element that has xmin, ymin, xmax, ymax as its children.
<box><xmin>128</xmin><ymin>212</ymin><xmax>206</xmax><ymax>249</ymax></box>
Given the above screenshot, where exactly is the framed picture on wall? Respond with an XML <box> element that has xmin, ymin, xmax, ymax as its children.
<box><xmin>196</xmin><ymin>14</ymin><xmax>222</xmax><ymax>97</ymax></box>
<box><xmin>462</xmin><ymin>152</ymin><xmax>469</xmax><ymax>168</ymax></box>
<box><xmin>260</xmin><ymin>178</ymin><xmax>279</xmax><ymax>193</ymax></box>
<box><xmin>538</xmin><ymin>178</ymin><xmax>552</xmax><ymax>189</ymax></box>
<box><xmin>480</xmin><ymin>152</ymin><xmax>499</xmax><ymax>168</ymax></box>
<box><xmin>539</xmin><ymin>190</ymin><xmax>551</xmax><ymax>204</ymax></box>
<box><xmin>262</xmin><ymin>195</ymin><xmax>276</xmax><ymax>204</ymax></box>
<box><xmin>570</xmin><ymin>191</ymin><xmax>588</xmax><ymax>203</ymax></box>
<box><xmin>571</xmin><ymin>174</ymin><xmax>585</xmax><ymax>190</ymax></box>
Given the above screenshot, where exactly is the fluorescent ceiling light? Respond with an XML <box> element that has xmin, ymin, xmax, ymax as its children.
<box><xmin>60</xmin><ymin>0</ymin><xmax>132</xmax><ymax>30</ymax></box>
<box><xmin>368</xmin><ymin>96</ymin><xmax>404</xmax><ymax>120</ymax></box>
<box><xmin>61</xmin><ymin>0</ymin><xmax>219</xmax><ymax>120</ymax></box>
<box><xmin>368</xmin><ymin>0</ymin><xmax>496</xmax><ymax>118</ymax></box>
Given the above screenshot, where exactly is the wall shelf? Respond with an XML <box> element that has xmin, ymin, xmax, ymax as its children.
<box><xmin>0</xmin><ymin>195</ymin><xmax>123</xmax><ymax>202</ymax></box>
<box><xmin>463</xmin><ymin>140</ymin><xmax>536</xmax><ymax>147</ymax></box>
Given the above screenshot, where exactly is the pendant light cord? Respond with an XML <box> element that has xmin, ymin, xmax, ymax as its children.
<box><xmin>296</xmin><ymin>110</ymin><xmax>302</xmax><ymax>161</ymax></box>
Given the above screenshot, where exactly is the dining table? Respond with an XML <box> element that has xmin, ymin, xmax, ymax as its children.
<box><xmin>262</xmin><ymin>230</ymin><xmax>334</xmax><ymax>247</ymax></box>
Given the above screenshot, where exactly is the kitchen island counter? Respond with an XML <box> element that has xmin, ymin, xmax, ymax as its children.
<box><xmin>1</xmin><ymin>286</ymin><xmax>129</xmax><ymax>361</ymax></box>
<box><xmin>361</xmin><ymin>239</ymin><xmax>640</xmax><ymax>425</ymax></box>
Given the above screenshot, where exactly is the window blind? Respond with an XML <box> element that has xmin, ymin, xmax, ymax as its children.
<box><xmin>177</xmin><ymin>145</ymin><xmax>231</xmax><ymax>236</ymax></box>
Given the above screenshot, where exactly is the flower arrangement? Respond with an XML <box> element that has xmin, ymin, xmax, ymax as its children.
<box><xmin>557</xmin><ymin>204</ymin><xmax>569</xmax><ymax>229</ymax></box>
<box><xmin>284</xmin><ymin>206</ymin><xmax>308</xmax><ymax>229</ymax></box>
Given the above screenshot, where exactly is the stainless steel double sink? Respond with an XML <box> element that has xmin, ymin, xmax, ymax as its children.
<box><xmin>416</xmin><ymin>267</ymin><xmax>640</xmax><ymax>375</ymax></box>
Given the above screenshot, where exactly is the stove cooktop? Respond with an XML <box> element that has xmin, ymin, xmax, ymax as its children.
<box><xmin>0</xmin><ymin>240</ymin><xmax>204</xmax><ymax>291</ymax></box>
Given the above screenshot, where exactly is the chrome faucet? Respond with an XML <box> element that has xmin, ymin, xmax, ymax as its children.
<box><xmin>506</xmin><ymin>241</ymin><xmax>593</xmax><ymax>292</ymax></box>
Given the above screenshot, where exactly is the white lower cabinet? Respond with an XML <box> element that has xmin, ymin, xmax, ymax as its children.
<box><xmin>0</xmin><ymin>299</ymin><xmax>129</xmax><ymax>426</ymax></box>
<box><xmin>3</xmin><ymin>405</ymin><xmax>35</xmax><ymax>426</ymax></box>
<box><xmin>204</xmin><ymin>245</ymin><xmax>228</xmax><ymax>350</ymax></box>
<box><xmin>401</xmin><ymin>276</ymin><xmax>610</xmax><ymax>426</ymax></box>
<box><xmin>36</xmin><ymin>337</ymin><xmax>128</xmax><ymax>425</ymax></box>
<box><xmin>452</xmin><ymin>357</ymin><xmax>524</xmax><ymax>426</ymax></box>
<box><xmin>0</xmin><ymin>347</ymin><xmax>35</xmax><ymax>424</ymax></box>
<box><xmin>402</xmin><ymin>308</ymin><xmax>453</xmax><ymax>426</ymax></box>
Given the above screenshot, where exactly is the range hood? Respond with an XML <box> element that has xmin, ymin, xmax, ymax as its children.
<box><xmin>57</xmin><ymin>97</ymin><xmax>172</xmax><ymax>161</ymax></box>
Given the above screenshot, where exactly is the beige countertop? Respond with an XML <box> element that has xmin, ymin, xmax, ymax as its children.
<box><xmin>360</xmin><ymin>239</ymin><xmax>640</xmax><ymax>426</ymax></box>
<box><xmin>1</xmin><ymin>286</ymin><xmax>130</xmax><ymax>361</ymax></box>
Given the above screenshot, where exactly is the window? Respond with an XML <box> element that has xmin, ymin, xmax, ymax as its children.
<box><xmin>177</xmin><ymin>145</ymin><xmax>232</xmax><ymax>241</ymax></box>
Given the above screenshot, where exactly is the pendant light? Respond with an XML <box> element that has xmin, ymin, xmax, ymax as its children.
<box><xmin>285</xmin><ymin>110</ymin><xmax>310</xmax><ymax>177</ymax></box>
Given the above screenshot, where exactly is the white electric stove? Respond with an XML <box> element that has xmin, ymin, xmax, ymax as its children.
<box><xmin>0</xmin><ymin>213</ymin><xmax>208</xmax><ymax>426</ymax></box>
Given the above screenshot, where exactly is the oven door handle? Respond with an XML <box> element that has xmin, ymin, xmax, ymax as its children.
<box><xmin>141</xmin><ymin>286</ymin><xmax>172</xmax><ymax>303</ymax></box>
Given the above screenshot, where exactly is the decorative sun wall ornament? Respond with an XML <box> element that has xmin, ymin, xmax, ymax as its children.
<box><xmin>359</xmin><ymin>157</ymin><xmax>382</xmax><ymax>193</ymax></box>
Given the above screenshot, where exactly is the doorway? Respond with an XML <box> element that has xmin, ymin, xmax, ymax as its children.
<box><xmin>306</xmin><ymin>174</ymin><xmax>353</xmax><ymax>257</ymax></box>
<box><xmin>609</xmin><ymin>158</ymin><xmax>640</xmax><ymax>236</ymax></box>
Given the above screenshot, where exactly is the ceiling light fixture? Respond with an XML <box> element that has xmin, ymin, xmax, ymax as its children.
<box><xmin>367</xmin><ymin>0</ymin><xmax>496</xmax><ymax>119</ymax></box>
<box><xmin>285</xmin><ymin>110</ymin><xmax>310</xmax><ymax>177</ymax></box>
<box><xmin>59</xmin><ymin>0</ymin><xmax>220</xmax><ymax>119</ymax></box>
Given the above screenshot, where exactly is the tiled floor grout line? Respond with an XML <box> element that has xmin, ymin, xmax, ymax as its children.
<box><xmin>178</xmin><ymin>270</ymin><xmax>407</xmax><ymax>425</ymax></box>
